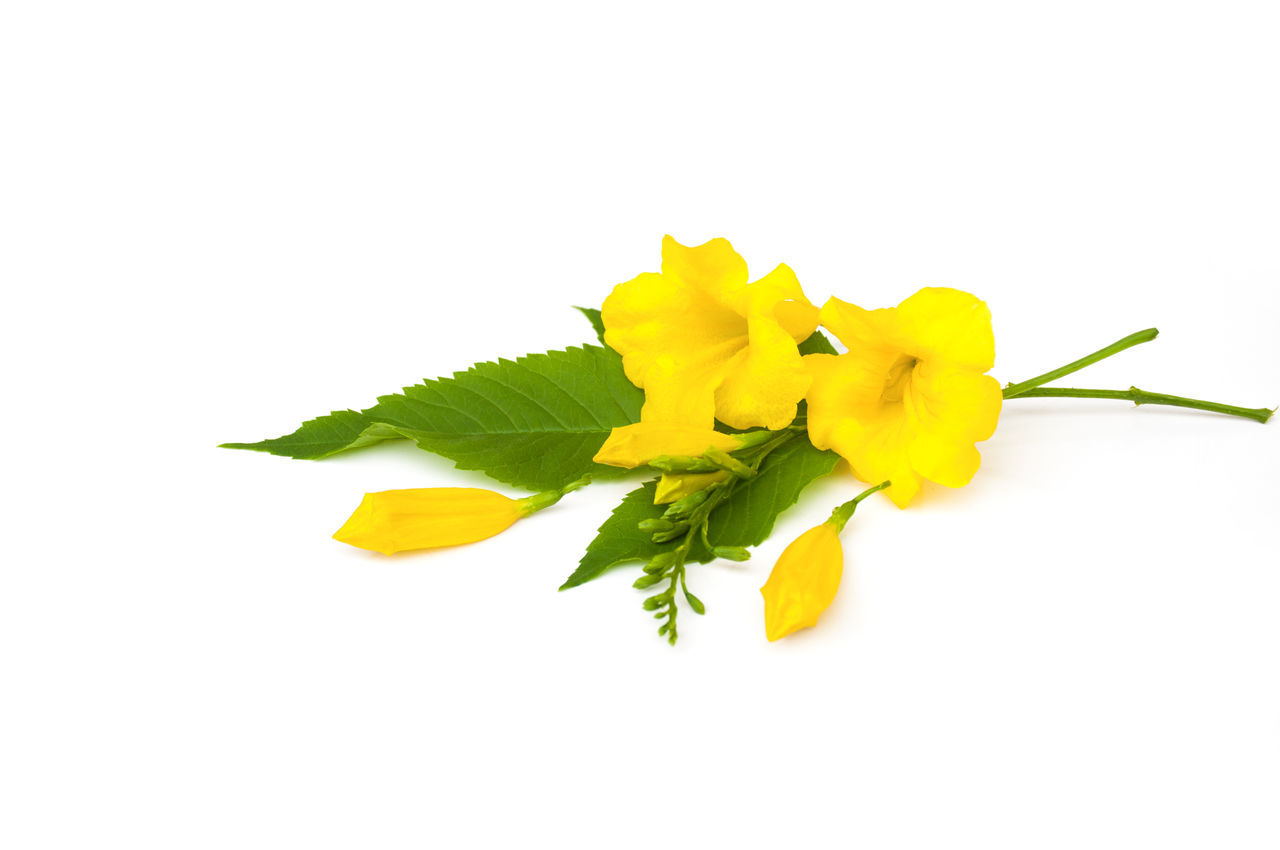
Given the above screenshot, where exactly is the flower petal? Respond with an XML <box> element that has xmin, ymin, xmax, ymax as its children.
<box><xmin>741</xmin><ymin>263</ymin><xmax>820</xmax><ymax>340</ymax></box>
<box><xmin>894</xmin><ymin>287</ymin><xmax>995</xmax><ymax>370</ymax></box>
<box><xmin>818</xmin><ymin>296</ymin><xmax>898</xmax><ymax>354</ymax></box>
<box><xmin>659</xmin><ymin>234</ymin><xmax>749</xmax><ymax>304</ymax></box>
<box><xmin>602</xmin><ymin>270</ymin><xmax>746</xmax><ymax>391</ymax></box>
<box><xmin>714</xmin><ymin>312</ymin><xmax>812</xmax><ymax>430</ymax></box>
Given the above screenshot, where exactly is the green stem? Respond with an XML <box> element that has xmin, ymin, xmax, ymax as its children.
<box><xmin>827</xmin><ymin>480</ymin><xmax>891</xmax><ymax>532</ymax></box>
<box><xmin>1005</xmin><ymin>387</ymin><xmax>1273</xmax><ymax>423</ymax></box>
<box><xmin>1002</xmin><ymin>328</ymin><xmax>1159</xmax><ymax>399</ymax></box>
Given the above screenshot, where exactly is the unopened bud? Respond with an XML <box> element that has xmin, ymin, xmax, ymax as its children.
<box><xmin>651</xmin><ymin>524</ymin><xmax>690</xmax><ymax>543</ymax></box>
<box><xmin>638</xmin><ymin>518</ymin><xmax>675</xmax><ymax>533</ymax></box>
<box><xmin>649</xmin><ymin>454</ymin><xmax>719</xmax><ymax>473</ymax></box>
<box><xmin>663</xmin><ymin>487</ymin><xmax>712</xmax><ymax>519</ymax></box>
<box><xmin>703</xmin><ymin>447</ymin><xmax>756</xmax><ymax>479</ymax></box>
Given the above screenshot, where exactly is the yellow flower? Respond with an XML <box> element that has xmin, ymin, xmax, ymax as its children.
<box><xmin>601</xmin><ymin>235</ymin><xmax>819</xmax><ymax>433</ymax></box>
<box><xmin>760</xmin><ymin>522</ymin><xmax>844</xmax><ymax>641</ymax></box>
<box><xmin>805</xmin><ymin>287</ymin><xmax>1002</xmax><ymax>508</ymax></box>
<box><xmin>653</xmin><ymin>470</ymin><xmax>730</xmax><ymax>505</ymax></box>
<box><xmin>333</xmin><ymin>487</ymin><xmax>553</xmax><ymax>554</ymax></box>
<box><xmin>760</xmin><ymin>481</ymin><xmax>888</xmax><ymax>641</ymax></box>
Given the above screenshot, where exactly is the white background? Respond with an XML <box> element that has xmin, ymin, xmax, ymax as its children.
<box><xmin>3</xmin><ymin>2</ymin><xmax>1278</xmax><ymax>848</ymax></box>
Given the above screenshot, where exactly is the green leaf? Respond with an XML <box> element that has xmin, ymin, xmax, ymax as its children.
<box><xmin>797</xmin><ymin>329</ymin><xmax>839</xmax><ymax>356</ymax></box>
<box><xmin>561</xmin><ymin>436</ymin><xmax>841</xmax><ymax>590</ymax></box>
<box><xmin>707</xmin><ymin>437</ymin><xmax>840</xmax><ymax>547</ymax></box>
<box><xmin>561</xmin><ymin>480</ymin><xmax>678</xmax><ymax>590</ymax></box>
<box><xmin>224</xmin><ymin>344</ymin><xmax>644</xmax><ymax>492</ymax></box>
<box><xmin>575</xmin><ymin>306</ymin><xmax>607</xmax><ymax>344</ymax></box>
<box><xmin>220</xmin><ymin>413</ymin><xmax>402</xmax><ymax>459</ymax></box>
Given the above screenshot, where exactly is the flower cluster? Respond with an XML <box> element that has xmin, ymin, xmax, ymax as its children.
<box><xmin>586</xmin><ymin>236</ymin><xmax>1005</xmax><ymax>639</ymax></box>
<box><xmin>226</xmin><ymin>235</ymin><xmax>1272</xmax><ymax>645</ymax></box>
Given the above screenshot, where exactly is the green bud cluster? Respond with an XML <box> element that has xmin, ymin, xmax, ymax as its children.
<box><xmin>648</xmin><ymin>454</ymin><xmax>720</xmax><ymax>473</ymax></box>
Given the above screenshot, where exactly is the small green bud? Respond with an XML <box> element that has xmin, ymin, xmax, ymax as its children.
<box><xmin>638</xmin><ymin>518</ymin><xmax>675</xmax><ymax>533</ymax></box>
<box><xmin>702</xmin><ymin>447</ymin><xmax>756</xmax><ymax>479</ymax></box>
<box><xmin>633</xmin><ymin>573</ymin><xmax>663</xmax><ymax>589</ymax></box>
<box><xmin>683</xmin><ymin>590</ymin><xmax>706</xmax><ymax>615</ymax></box>
<box><xmin>663</xmin><ymin>487</ymin><xmax>711</xmax><ymax>518</ymax></box>
<box><xmin>729</xmin><ymin>429</ymin><xmax>778</xmax><ymax>451</ymax></box>
<box><xmin>642</xmin><ymin>595</ymin><xmax>664</xmax><ymax>611</ymax></box>
<box><xmin>644</xmin><ymin>552</ymin><xmax>676</xmax><ymax>573</ymax></box>
<box><xmin>711</xmin><ymin>545</ymin><xmax>751</xmax><ymax>562</ymax></box>
<box><xmin>649</xmin><ymin>454</ymin><xmax>719</xmax><ymax>473</ymax></box>
<box><xmin>651</xmin><ymin>523</ymin><xmax>690</xmax><ymax>543</ymax></box>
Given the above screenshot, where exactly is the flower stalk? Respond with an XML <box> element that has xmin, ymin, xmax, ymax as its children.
<box><xmin>636</xmin><ymin>428</ymin><xmax>802</xmax><ymax>644</ymax></box>
<box><xmin>1001</xmin><ymin>328</ymin><xmax>1159</xmax><ymax>398</ymax></box>
<box><xmin>1005</xmin><ymin>386</ymin><xmax>1273</xmax><ymax>423</ymax></box>
<box><xmin>1001</xmin><ymin>327</ymin><xmax>1273</xmax><ymax>423</ymax></box>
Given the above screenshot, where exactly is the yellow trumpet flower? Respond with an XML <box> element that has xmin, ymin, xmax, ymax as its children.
<box><xmin>333</xmin><ymin>487</ymin><xmax>560</xmax><ymax>555</ymax></box>
<box><xmin>805</xmin><ymin>287</ymin><xmax>1003</xmax><ymax>508</ymax></box>
<box><xmin>601</xmin><ymin>235</ymin><xmax>819</xmax><ymax>433</ymax></box>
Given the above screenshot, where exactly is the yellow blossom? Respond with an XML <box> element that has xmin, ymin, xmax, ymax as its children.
<box><xmin>600</xmin><ymin>235</ymin><xmax>819</xmax><ymax>433</ymax></box>
<box><xmin>333</xmin><ymin>487</ymin><xmax>552</xmax><ymax>554</ymax></box>
<box><xmin>760</xmin><ymin>522</ymin><xmax>844</xmax><ymax>641</ymax></box>
<box><xmin>760</xmin><ymin>480</ymin><xmax>888</xmax><ymax>641</ymax></box>
<box><xmin>653</xmin><ymin>470</ymin><xmax>730</xmax><ymax>505</ymax></box>
<box><xmin>805</xmin><ymin>287</ymin><xmax>1002</xmax><ymax>508</ymax></box>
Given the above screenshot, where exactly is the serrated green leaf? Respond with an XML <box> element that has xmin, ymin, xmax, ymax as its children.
<box><xmin>224</xmin><ymin>344</ymin><xmax>644</xmax><ymax>491</ymax></box>
<box><xmin>575</xmin><ymin>306</ymin><xmax>606</xmax><ymax>344</ymax></box>
<box><xmin>707</xmin><ymin>437</ymin><xmax>840</xmax><ymax>547</ymax></box>
<box><xmin>560</xmin><ymin>480</ymin><xmax>680</xmax><ymax>590</ymax></box>
<box><xmin>562</xmin><ymin>436</ymin><xmax>840</xmax><ymax>590</ymax></box>
<box><xmin>368</xmin><ymin>345</ymin><xmax>643</xmax><ymax>490</ymax></box>
<box><xmin>797</xmin><ymin>329</ymin><xmax>839</xmax><ymax>356</ymax></box>
<box><xmin>220</xmin><ymin>413</ymin><xmax>403</xmax><ymax>458</ymax></box>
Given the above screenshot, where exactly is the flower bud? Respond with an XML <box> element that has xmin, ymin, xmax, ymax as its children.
<box><xmin>653</xmin><ymin>471</ymin><xmax>730</xmax><ymax>505</ymax></box>
<box><xmin>647</xmin><ymin>454</ymin><xmax>720</xmax><ymax>473</ymax></box>
<box><xmin>638</xmin><ymin>518</ymin><xmax>675</xmax><ymax>533</ymax></box>
<box><xmin>759</xmin><ymin>523</ymin><xmax>844</xmax><ymax>641</ymax></box>
<box><xmin>702</xmin><ymin>447</ymin><xmax>756</xmax><ymax>479</ymax></box>
<box><xmin>333</xmin><ymin>487</ymin><xmax>527</xmax><ymax>555</ymax></box>
<box><xmin>592</xmin><ymin>423</ymin><xmax>739</xmax><ymax>469</ymax></box>
<box><xmin>650</xmin><ymin>523</ymin><xmax>690</xmax><ymax>543</ymax></box>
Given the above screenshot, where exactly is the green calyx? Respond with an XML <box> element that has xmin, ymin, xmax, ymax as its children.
<box><xmin>826</xmin><ymin>480</ymin><xmax>892</xmax><ymax>532</ymax></box>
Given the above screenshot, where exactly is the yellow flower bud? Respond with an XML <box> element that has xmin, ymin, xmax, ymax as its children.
<box><xmin>759</xmin><ymin>522</ymin><xmax>844</xmax><ymax>641</ymax></box>
<box><xmin>653</xmin><ymin>471</ymin><xmax>730</xmax><ymax>504</ymax></box>
<box><xmin>593</xmin><ymin>422</ymin><xmax>739</xmax><ymax>469</ymax></box>
<box><xmin>333</xmin><ymin>487</ymin><xmax>538</xmax><ymax>555</ymax></box>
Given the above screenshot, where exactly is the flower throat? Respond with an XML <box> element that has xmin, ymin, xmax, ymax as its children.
<box><xmin>880</xmin><ymin>354</ymin><xmax>919</xmax><ymax>403</ymax></box>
